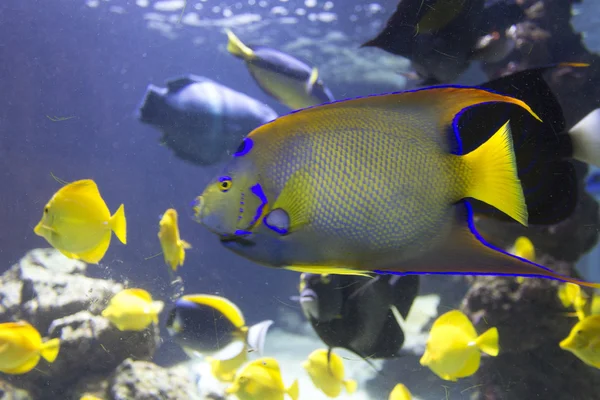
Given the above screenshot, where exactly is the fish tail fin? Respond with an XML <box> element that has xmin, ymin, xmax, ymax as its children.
<box><xmin>286</xmin><ymin>379</ymin><xmax>299</xmax><ymax>400</ymax></box>
<box><xmin>460</xmin><ymin>120</ymin><xmax>528</xmax><ymax>226</ymax></box>
<box><xmin>110</xmin><ymin>204</ymin><xmax>127</xmax><ymax>245</ymax></box>
<box><xmin>569</xmin><ymin>108</ymin><xmax>600</xmax><ymax>167</ymax></box>
<box><xmin>475</xmin><ymin>327</ymin><xmax>499</xmax><ymax>357</ymax></box>
<box><xmin>225</xmin><ymin>29</ymin><xmax>254</xmax><ymax>60</ymax></box>
<box><xmin>344</xmin><ymin>379</ymin><xmax>357</xmax><ymax>394</ymax></box>
<box><xmin>40</xmin><ymin>338</ymin><xmax>60</xmax><ymax>363</ymax></box>
<box><xmin>246</xmin><ymin>320</ymin><xmax>274</xmax><ymax>356</ymax></box>
<box><xmin>181</xmin><ymin>239</ymin><xmax>192</xmax><ymax>249</ymax></box>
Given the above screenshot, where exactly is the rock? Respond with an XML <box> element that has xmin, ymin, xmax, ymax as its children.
<box><xmin>109</xmin><ymin>359</ymin><xmax>201</xmax><ymax>400</ymax></box>
<box><xmin>0</xmin><ymin>380</ymin><xmax>33</xmax><ymax>400</ymax></box>
<box><xmin>67</xmin><ymin>374</ymin><xmax>109</xmax><ymax>400</ymax></box>
<box><xmin>0</xmin><ymin>248</ymin><xmax>124</xmax><ymax>334</ymax></box>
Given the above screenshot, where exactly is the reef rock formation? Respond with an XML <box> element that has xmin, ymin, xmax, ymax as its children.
<box><xmin>0</xmin><ymin>249</ymin><xmax>182</xmax><ymax>400</ymax></box>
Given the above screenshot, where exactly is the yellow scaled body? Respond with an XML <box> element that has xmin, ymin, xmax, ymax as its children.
<box><xmin>34</xmin><ymin>179</ymin><xmax>127</xmax><ymax>264</ymax></box>
<box><xmin>102</xmin><ymin>288</ymin><xmax>164</xmax><ymax>331</ymax></box>
<box><xmin>420</xmin><ymin>310</ymin><xmax>499</xmax><ymax>381</ymax></box>
<box><xmin>158</xmin><ymin>208</ymin><xmax>191</xmax><ymax>272</ymax></box>
<box><xmin>560</xmin><ymin>315</ymin><xmax>600</xmax><ymax>368</ymax></box>
<box><xmin>226</xmin><ymin>357</ymin><xmax>299</xmax><ymax>400</ymax></box>
<box><xmin>302</xmin><ymin>349</ymin><xmax>357</xmax><ymax>398</ymax></box>
<box><xmin>0</xmin><ymin>321</ymin><xmax>60</xmax><ymax>374</ymax></box>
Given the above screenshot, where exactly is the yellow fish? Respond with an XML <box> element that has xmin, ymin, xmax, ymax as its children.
<box><xmin>389</xmin><ymin>383</ymin><xmax>412</xmax><ymax>400</ymax></box>
<box><xmin>225</xmin><ymin>29</ymin><xmax>334</xmax><ymax>110</ymax></box>
<box><xmin>0</xmin><ymin>321</ymin><xmax>60</xmax><ymax>374</ymax></box>
<box><xmin>158</xmin><ymin>208</ymin><xmax>191</xmax><ymax>272</ymax></box>
<box><xmin>558</xmin><ymin>282</ymin><xmax>590</xmax><ymax>321</ymax></box>
<box><xmin>560</xmin><ymin>315</ymin><xmax>600</xmax><ymax>368</ymax></box>
<box><xmin>206</xmin><ymin>345</ymin><xmax>249</xmax><ymax>382</ymax></box>
<box><xmin>508</xmin><ymin>236</ymin><xmax>535</xmax><ymax>284</ymax></box>
<box><xmin>302</xmin><ymin>349</ymin><xmax>357</xmax><ymax>398</ymax></box>
<box><xmin>101</xmin><ymin>288</ymin><xmax>164</xmax><ymax>331</ymax></box>
<box><xmin>193</xmin><ymin>82</ymin><xmax>600</xmax><ymax>288</ymax></box>
<box><xmin>80</xmin><ymin>396</ymin><xmax>103</xmax><ymax>400</ymax></box>
<box><xmin>226</xmin><ymin>357</ymin><xmax>299</xmax><ymax>400</ymax></box>
<box><xmin>34</xmin><ymin>179</ymin><xmax>127</xmax><ymax>264</ymax></box>
<box><xmin>420</xmin><ymin>310</ymin><xmax>499</xmax><ymax>381</ymax></box>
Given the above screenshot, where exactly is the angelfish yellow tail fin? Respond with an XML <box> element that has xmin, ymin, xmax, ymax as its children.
<box><xmin>460</xmin><ymin>120</ymin><xmax>528</xmax><ymax>226</ymax></box>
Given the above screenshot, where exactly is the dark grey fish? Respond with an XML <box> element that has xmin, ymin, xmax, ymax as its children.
<box><xmin>298</xmin><ymin>273</ymin><xmax>419</xmax><ymax>360</ymax></box>
<box><xmin>137</xmin><ymin>75</ymin><xmax>277</xmax><ymax>166</ymax></box>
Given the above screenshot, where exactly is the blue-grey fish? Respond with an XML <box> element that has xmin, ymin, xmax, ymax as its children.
<box><xmin>191</xmin><ymin>77</ymin><xmax>600</xmax><ymax>288</ymax></box>
<box><xmin>138</xmin><ymin>75</ymin><xmax>277</xmax><ymax>166</ymax></box>
<box><xmin>226</xmin><ymin>29</ymin><xmax>334</xmax><ymax>110</ymax></box>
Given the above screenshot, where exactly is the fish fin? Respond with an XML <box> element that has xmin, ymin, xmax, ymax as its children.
<box><xmin>180</xmin><ymin>239</ymin><xmax>192</xmax><ymax>249</ymax></box>
<box><xmin>127</xmin><ymin>288</ymin><xmax>153</xmax><ymax>302</ymax></box>
<box><xmin>433</xmin><ymin>310</ymin><xmax>477</xmax><ymax>338</ymax></box>
<box><xmin>165</xmin><ymin>75</ymin><xmax>204</xmax><ymax>92</ymax></box>
<box><xmin>569</xmin><ymin>108</ymin><xmax>600</xmax><ymax>167</ymax></box>
<box><xmin>40</xmin><ymin>338</ymin><xmax>60</xmax><ymax>363</ymax></box>
<box><xmin>284</xmin><ymin>265</ymin><xmax>373</xmax><ymax>277</ymax></box>
<box><xmin>2</xmin><ymin>355</ymin><xmax>41</xmax><ymax>374</ymax></box>
<box><xmin>181</xmin><ymin>294</ymin><xmax>245</xmax><ymax>327</ymax></box>
<box><xmin>467</xmin><ymin>64</ymin><xmax>584</xmax><ymax>225</ymax></box>
<box><xmin>475</xmin><ymin>327</ymin><xmax>499</xmax><ymax>356</ymax></box>
<box><xmin>59</xmin><ymin>179</ymin><xmax>101</xmax><ymax>198</ymax></box>
<box><xmin>388</xmin><ymin>275</ymin><xmax>420</xmax><ymax>319</ymax></box>
<box><xmin>453</xmin><ymin>350</ymin><xmax>481</xmax><ymax>380</ymax></box>
<box><xmin>211</xmin><ymin>340</ymin><xmax>246</xmax><ymax>361</ymax></box>
<box><xmin>110</xmin><ymin>204</ymin><xmax>127</xmax><ymax>245</ymax></box>
<box><xmin>460</xmin><ymin>120</ymin><xmax>528</xmax><ymax>226</ymax></box>
<box><xmin>558</xmin><ymin>283</ymin><xmax>579</xmax><ymax>308</ymax></box>
<box><xmin>268</xmin><ymin>169</ymin><xmax>314</xmax><ymax>234</ymax></box>
<box><xmin>58</xmin><ymin>249</ymin><xmax>80</xmax><ymax>260</ymax></box>
<box><xmin>286</xmin><ymin>379</ymin><xmax>299</xmax><ymax>400</ymax></box>
<box><xmin>74</xmin><ymin>233</ymin><xmax>111</xmax><ymax>264</ymax></box>
<box><xmin>305</xmin><ymin>67</ymin><xmax>319</xmax><ymax>94</ymax></box>
<box><xmin>246</xmin><ymin>320</ymin><xmax>273</xmax><ymax>356</ymax></box>
<box><xmin>375</xmin><ymin>201</ymin><xmax>600</xmax><ymax>289</ymax></box>
<box><xmin>343</xmin><ymin>379</ymin><xmax>357</xmax><ymax>394</ymax></box>
<box><xmin>225</xmin><ymin>29</ymin><xmax>255</xmax><ymax>60</ymax></box>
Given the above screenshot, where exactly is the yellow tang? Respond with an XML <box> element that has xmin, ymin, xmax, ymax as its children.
<box><xmin>508</xmin><ymin>236</ymin><xmax>535</xmax><ymax>284</ymax></box>
<box><xmin>302</xmin><ymin>349</ymin><xmax>357</xmax><ymax>398</ymax></box>
<box><xmin>193</xmin><ymin>85</ymin><xmax>600</xmax><ymax>288</ymax></box>
<box><xmin>0</xmin><ymin>321</ymin><xmax>60</xmax><ymax>374</ymax></box>
<box><xmin>207</xmin><ymin>347</ymin><xmax>249</xmax><ymax>383</ymax></box>
<box><xmin>558</xmin><ymin>282</ymin><xmax>590</xmax><ymax>321</ymax></box>
<box><xmin>34</xmin><ymin>179</ymin><xmax>127</xmax><ymax>264</ymax></box>
<box><xmin>101</xmin><ymin>288</ymin><xmax>164</xmax><ymax>331</ymax></box>
<box><xmin>158</xmin><ymin>208</ymin><xmax>191</xmax><ymax>272</ymax></box>
<box><xmin>420</xmin><ymin>310</ymin><xmax>499</xmax><ymax>381</ymax></box>
<box><xmin>560</xmin><ymin>314</ymin><xmax>600</xmax><ymax>368</ymax></box>
<box><xmin>226</xmin><ymin>357</ymin><xmax>299</xmax><ymax>400</ymax></box>
<box><xmin>389</xmin><ymin>383</ymin><xmax>412</xmax><ymax>400</ymax></box>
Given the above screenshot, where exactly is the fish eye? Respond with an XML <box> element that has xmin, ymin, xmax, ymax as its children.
<box><xmin>218</xmin><ymin>176</ymin><xmax>232</xmax><ymax>192</ymax></box>
<box><xmin>44</xmin><ymin>207</ymin><xmax>49</xmax><ymax>214</ymax></box>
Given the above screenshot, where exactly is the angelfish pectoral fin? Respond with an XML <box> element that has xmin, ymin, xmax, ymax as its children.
<box><xmin>375</xmin><ymin>201</ymin><xmax>600</xmax><ymax>289</ymax></box>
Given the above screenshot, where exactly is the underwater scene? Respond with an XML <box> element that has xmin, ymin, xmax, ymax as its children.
<box><xmin>4</xmin><ymin>0</ymin><xmax>600</xmax><ymax>399</ymax></box>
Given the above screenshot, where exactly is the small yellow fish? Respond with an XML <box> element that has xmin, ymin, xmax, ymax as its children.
<box><xmin>591</xmin><ymin>294</ymin><xmax>600</xmax><ymax>315</ymax></box>
<box><xmin>558</xmin><ymin>282</ymin><xmax>590</xmax><ymax>321</ymax></box>
<box><xmin>226</xmin><ymin>357</ymin><xmax>299</xmax><ymax>400</ymax></box>
<box><xmin>34</xmin><ymin>179</ymin><xmax>127</xmax><ymax>264</ymax></box>
<box><xmin>508</xmin><ymin>236</ymin><xmax>535</xmax><ymax>283</ymax></box>
<box><xmin>302</xmin><ymin>349</ymin><xmax>357</xmax><ymax>398</ymax></box>
<box><xmin>420</xmin><ymin>310</ymin><xmax>499</xmax><ymax>381</ymax></box>
<box><xmin>80</xmin><ymin>396</ymin><xmax>103</xmax><ymax>400</ymax></box>
<box><xmin>158</xmin><ymin>208</ymin><xmax>191</xmax><ymax>272</ymax></box>
<box><xmin>207</xmin><ymin>346</ymin><xmax>249</xmax><ymax>382</ymax></box>
<box><xmin>101</xmin><ymin>288</ymin><xmax>164</xmax><ymax>331</ymax></box>
<box><xmin>389</xmin><ymin>383</ymin><xmax>412</xmax><ymax>400</ymax></box>
<box><xmin>560</xmin><ymin>314</ymin><xmax>600</xmax><ymax>368</ymax></box>
<box><xmin>0</xmin><ymin>321</ymin><xmax>60</xmax><ymax>374</ymax></box>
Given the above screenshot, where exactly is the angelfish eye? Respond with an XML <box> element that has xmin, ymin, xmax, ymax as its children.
<box><xmin>218</xmin><ymin>176</ymin><xmax>232</xmax><ymax>192</ymax></box>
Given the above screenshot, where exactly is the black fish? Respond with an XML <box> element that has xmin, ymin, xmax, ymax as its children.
<box><xmin>298</xmin><ymin>273</ymin><xmax>419</xmax><ymax>360</ymax></box>
<box><xmin>362</xmin><ymin>0</ymin><xmax>525</xmax><ymax>84</ymax></box>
